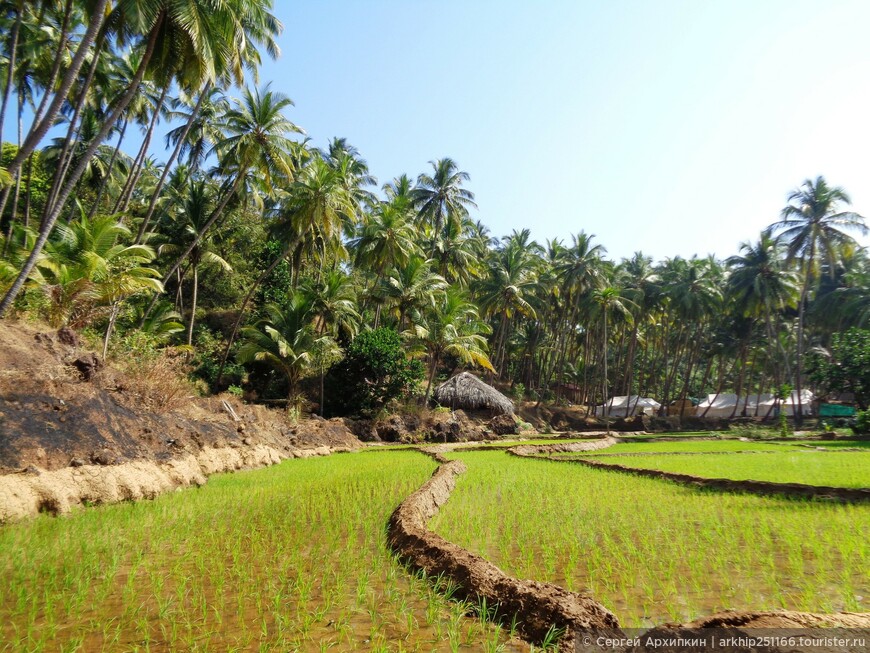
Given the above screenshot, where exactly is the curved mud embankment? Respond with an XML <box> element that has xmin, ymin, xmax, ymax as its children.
<box><xmin>637</xmin><ymin>610</ymin><xmax>870</xmax><ymax>653</ymax></box>
<box><xmin>509</xmin><ymin>442</ymin><xmax>870</xmax><ymax>502</ymax></box>
<box><xmin>387</xmin><ymin>449</ymin><xmax>621</xmax><ymax>651</ymax></box>
<box><xmin>506</xmin><ymin>437</ymin><xmax>619</xmax><ymax>457</ymax></box>
<box><xmin>562</xmin><ymin>457</ymin><xmax>870</xmax><ymax>503</ymax></box>
<box><xmin>0</xmin><ymin>443</ymin><xmax>342</xmax><ymax>524</ymax></box>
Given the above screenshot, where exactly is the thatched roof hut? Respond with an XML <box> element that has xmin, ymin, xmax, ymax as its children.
<box><xmin>434</xmin><ymin>372</ymin><xmax>514</xmax><ymax>415</ymax></box>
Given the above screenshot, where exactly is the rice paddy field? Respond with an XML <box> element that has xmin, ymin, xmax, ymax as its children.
<box><xmin>0</xmin><ymin>451</ymin><xmax>516</xmax><ymax>653</ymax></box>
<box><xmin>2</xmin><ymin>437</ymin><xmax>869</xmax><ymax>650</ymax></box>
<box><xmin>553</xmin><ymin>440</ymin><xmax>801</xmax><ymax>455</ymax></box>
<box><xmin>575</xmin><ymin>450</ymin><xmax>870</xmax><ymax>488</ymax></box>
<box><xmin>431</xmin><ymin>450</ymin><xmax>870</xmax><ymax>627</ymax></box>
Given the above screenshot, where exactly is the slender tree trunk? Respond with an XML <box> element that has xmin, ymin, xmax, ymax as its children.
<box><xmin>794</xmin><ymin>253</ymin><xmax>813</xmax><ymax>427</ymax></box>
<box><xmin>102</xmin><ymin>302</ymin><xmax>120</xmax><ymax>359</ymax></box>
<box><xmin>45</xmin><ymin>30</ymin><xmax>109</xmax><ymax>215</ymax></box>
<box><xmin>214</xmin><ymin>241</ymin><xmax>291</xmax><ymax>384</ymax></box>
<box><xmin>136</xmin><ymin>82</ymin><xmax>211</xmax><ymax>243</ymax></box>
<box><xmin>117</xmin><ymin>81</ymin><xmax>170</xmax><ymax>215</ymax></box>
<box><xmin>89</xmin><ymin>118</ymin><xmax>128</xmax><ymax>218</ymax></box>
<box><xmin>0</xmin><ymin>8</ymin><xmax>22</xmax><ymax>141</ymax></box>
<box><xmin>23</xmin><ymin>152</ymin><xmax>33</xmax><ymax>230</ymax></box>
<box><xmin>29</xmin><ymin>0</ymin><xmax>74</xmax><ymax>129</ymax></box>
<box><xmin>187</xmin><ymin>261</ymin><xmax>198</xmax><ymax>346</ymax></box>
<box><xmin>8</xmin><ymin>0</ymin><xmax>109</xmax><ymax>180</ymax></box>
<box><xmin>424</xmin><ymin>351</ymin><xmax>442</xmax><ymax>404</ymax></box>
<box><xmin>0</xmin><ymin>17</ymin><xmax>162</xmax><ymax>318</ymax></box>
<box><xmin>0</xmin><ymin>92</ymin><xmax>24</xmax><ymax>253</ymax></box>
<box><xmin>160</xmin><ymin>176</ymin><xmax>242</xmax><ymax>287</ymax></box>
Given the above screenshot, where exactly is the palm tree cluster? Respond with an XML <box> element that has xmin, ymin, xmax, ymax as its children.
<box><xmin>1</xmin><ymin>4</ymin><xmax>868</xmax><ymax>418</ymax></box>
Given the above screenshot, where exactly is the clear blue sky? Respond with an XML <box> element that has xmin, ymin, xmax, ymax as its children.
<box><xmin>9</xmin><ymin>0</ymin><xmax>870</xmax><ymax>262</ymax></box>
<box><xmin>266</xmin><ymin>0</ymin><xmax>870</xmax><ymax>261</ymax></box>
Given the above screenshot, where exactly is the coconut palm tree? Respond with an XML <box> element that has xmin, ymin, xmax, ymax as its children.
<box><xmin>410</xmin><ymin>288</ymin><xmax>494</xmax><ymax>403</ymax></box>
<box><xmin>299</xmin><ymin>269</ymin><xmax>360</xmax><ymax>411</ymax></box>
<box><xmin>1</xmin><ymin>0</ymin><xmax>283</xmax><ymax>318</ymax></box>
<box><xmin>159</xmin><ymin>179</ymin><xmax>232</xmax><ymax>345</ymax></box>
<box><xmin>414</xmin><ymin>157</ymin><xmax>477</xmax><ymax>254</ymax></box>
<box><xmin>474</xmin><ymin>230</ymin><xmax>541</xmax><ymax>375</ymax></box>
<box><xmin>214</xmin><ymin>153</ymin><xmax>353</xmax><ymax>384</ymax></box>
<box><xmin>770</xmin><ymin>176</ymin><xmax>868</xmax><ymax>422</ymax></box>
<box><xmin>28</xmin><ymin>213</ymin><xmax>162</xmax><ymax>354</ymax></box>
<box><xmin>592</xmin><ymin>286</ymin><xmax>635</xmax><ymax>433</ymax></box>
<box><xmin>157</xmin><ymin>84</ymin><xmax>302</xmax><ymax>290</ymax></box>
<box><xmin>351</xmin><ymin>198</ymin><xmax>419</xmax><ymax>325</ymax></box>
<box><xmin>727</xmin><ymin>231</ymin><xmax>799</xmax><ymax>385</ymax></box>
<box><xmin>378</xmin><ymin>256</ymin><xmax>447</xmax><ymax>332</ymax></box>
<box><xmin>237</xmin><ymin>296</ymin><xmax>327</xmax><ymax>408</ymax></box>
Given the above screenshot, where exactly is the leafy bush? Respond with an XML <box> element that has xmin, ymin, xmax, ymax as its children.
<box><xmin>852</xmin><ymin>410</ymin><xmax>870</xmax><ymax>435</ymax></box>
<box><xmin>808</xmin><ymin>328</ymin><xmax>870</xmax><ymax>409</ymax></box>
<box><xmin>324</xmin><ymin>328</ymin><xmax>424</xmax><ymax>417</ymax></box>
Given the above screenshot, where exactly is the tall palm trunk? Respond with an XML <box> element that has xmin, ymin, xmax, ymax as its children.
<box><xmin>215</xmin><ymin>240</ymin><xmax>291</xmax><ymax>384</ymax></box>
<box><xmin>138</xmin><ymin>175</ymin><xmax>244</xmax><ymax>328</ymax></box>
<box><xmin>116</xmin><ymin>82</ymin><xmax>170</xmax><ymax>215</ymax></box>
<box><xmin>186</xmin><ymin>261</ymin><xmax>198</xmax><ymax>346</ymax></box>
<box><xmin>6</xmin><ymin>0</ymin><xmax>109</xmax><ymax>180</ymax></box>
<box><xmin>102</xmin><ymin>302</ymin><xmax>120</xmax><ymax>359</ymax></box>
<box><xmin>44</xmin><ymin>30</ymin><xmax>109</xmax><ymax>215</ymax></box>
<box><xmin>89</xmin><ymin>118</ymin><xmax>129</xmax><ymax>218</ymax></box>
<box><xmin>0</xmin><ymin>7</ymin><xmax>22</xmax><ymax>141</ymax></box>
<box><xmin>0</xmin><ymin>15</ymin><xmax>162</xmax><ymax>318</ymax></box>
<box><xmin>1</xmin><ymin>92</ymin><xmax>24</xmax><ymax>253</ymax></box>
<box><xmin>136</xmin><ymin>81</ymin><xmax>212</xmax><ymax>243</ymax></box>
<box><xmin>29</xmin><ymin>0</ymin><xmax>74</xmax><ymax>128</ymax></box>
<box><xmin>794</xmin><ymin>251</ymin><xmax>814</xmax><ymax>427</ymax></box>
<box><xmin>424</xmin><ymin>349</ymin><xmax>443</xmax><ymax>405</ymax></box>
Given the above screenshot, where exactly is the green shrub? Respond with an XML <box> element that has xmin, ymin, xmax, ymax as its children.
<box><xmin>852</xmin><ymin>410</ymin><xmax>870</xmax><ymax>435</ymax></box>
<box><xmin>324</xmin><ymin>328</ymin><xmax>424</xmax><ymax>417</ymax></box>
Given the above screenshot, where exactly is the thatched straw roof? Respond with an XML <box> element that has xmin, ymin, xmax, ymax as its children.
<box><xmin>434</xmin><ymin>372</ymin><xmax>514</xmax><ymax>415</ymax></box>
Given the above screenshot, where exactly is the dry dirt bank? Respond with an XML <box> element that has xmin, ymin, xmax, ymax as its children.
<box><xmin>0</xmin><ymin>320</ymin><xmax>365</xmax><ymax>522</ymax></box>
<box><xmin>0</xmin><ymin>442</ymin><xmax>350</xmax><ymax>524</ymax></box>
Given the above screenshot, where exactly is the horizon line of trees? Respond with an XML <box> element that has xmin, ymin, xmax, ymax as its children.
<box><xmin>2</xmin><ymin>1</ymin><xmax>870</xmax><ymax>422</ymax></box>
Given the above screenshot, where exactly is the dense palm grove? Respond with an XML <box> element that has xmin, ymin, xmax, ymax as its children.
<box><xmin>2</xmin><ymin>1</ymin><xmax>870</xmax><ymax>419</ymax></box>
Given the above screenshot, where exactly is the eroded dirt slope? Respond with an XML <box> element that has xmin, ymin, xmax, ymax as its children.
<box><xmin>0</xmin><ymin>320</ymin><xmax>361</xmax><ymax>474</ymax></box>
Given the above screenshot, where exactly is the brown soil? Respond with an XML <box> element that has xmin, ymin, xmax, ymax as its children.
<box><xmin>0</xmin><ymin>320</ymin><xmax>363</xmax><ymax>522</ymax></box>
<box><xmin>387</xmin><ymin>449</ymin><xmax>621</xmax><ymax>651</ymax></box>
<box><xmin>506</xmin><ymin>438</ymin><xmax>619</xmax><ymax>457</ymax></box>
<box><xmin>351</xmin><ymin>408</ymin><xmax>502</xmax><ymax>443</ymax></box>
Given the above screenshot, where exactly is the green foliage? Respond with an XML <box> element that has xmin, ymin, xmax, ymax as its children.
<box><xmin>325</xmin><ymin>328</ymin><xmax>424</xmax><ymax>416</ymax></box>
<box><xmin>853</xmin><ymin>410</ymin><xmax>870</xmax><ymax>435</ymax></box>
<box><xmin>808</xmin><ymin>328</ymin><xmax>870</xmax><ymax>409</ymax></box>
<box><xmin>510</xmin><ymin>383</ymin><xmax>525</xmax><ymax>401</ymax></box>
<box><xmin>192</xmin><ymin>328</ymin><xmax>244</xmax><ymax>390</ymax></box>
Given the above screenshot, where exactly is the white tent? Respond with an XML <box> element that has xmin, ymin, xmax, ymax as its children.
<box><xmin>757</xmin><ymin>390</ymin><xmax>815</xmax><ymax>417</ymax></box>
<box><xmin>594</xmin><ymin>395</ymin><xmax>661</xmax><ymax>417</ymax></box>
<box><xmin>697</xmin><ymin>391</ymin><xmax>815</xmax><ymax>418</ymax></box>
